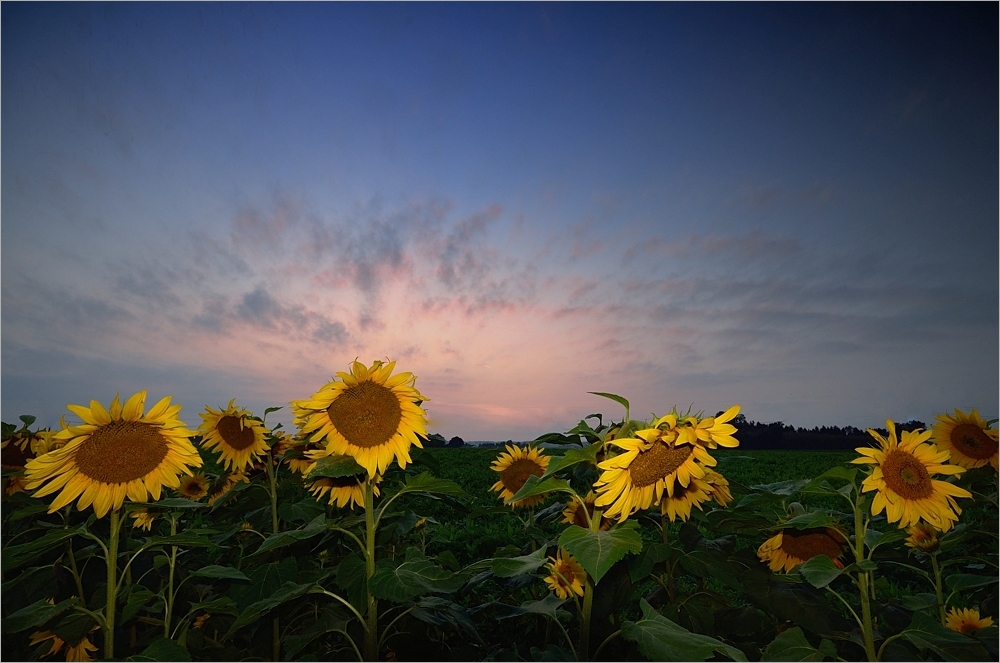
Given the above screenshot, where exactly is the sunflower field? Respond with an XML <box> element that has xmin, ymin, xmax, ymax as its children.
<box><xmin>2</xmin><ymin>359</ymin><xmax>998</xmax><ymax>662</ymax></box>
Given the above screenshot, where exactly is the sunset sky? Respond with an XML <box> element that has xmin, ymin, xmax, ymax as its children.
<box><xmin>3</xmin><ymin>2</ymin><xmax>997</xmax><ymax>442</ymax></box>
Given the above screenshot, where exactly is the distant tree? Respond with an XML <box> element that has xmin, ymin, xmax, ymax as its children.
<box><xmin>447</xmin><ymin>436</ymin><xmax>465</xmax><ymax>448</ymax></box>
<box><xmin>423</xmin><ymin>433</ymin><xmax>447</xmax><ymax>448</ymax></box>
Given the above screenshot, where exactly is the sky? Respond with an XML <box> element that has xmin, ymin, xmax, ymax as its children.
<box><xmin>2</xmin><ymin>2</ymin><xmax>997</xmax><ymax>442</ymax></box>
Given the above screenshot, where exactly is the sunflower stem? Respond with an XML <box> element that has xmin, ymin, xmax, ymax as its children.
<box><xmin>103</xmin><ymin>509</ymin><xmax>123</xmax><ymax>659</ymax></box>
<box><xmin>363</xmin><ymin>477</ymin><xmax>379</xmax><ymax>661</ymax></box>
<box><xmin>164</xmin><ymin>513</ymin><xmax>179</xmax><ymax>640</ymax></box>
<box><xmin>930</xmin><ymin>552</ymin><xmax>946</xmax><ymax>625</ymax></box>
<box><xmin>853</xmin><ymin>498</ymin><xmax>877</xmax><ymax>662</ymax></box>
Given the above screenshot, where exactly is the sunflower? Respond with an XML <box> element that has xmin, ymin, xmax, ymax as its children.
<box><xmin>29</xmin><ymin>630</ymin><xmax>64</xmax><ymax>657</ymax></box>
<box><xmin>852</xmin><ymin>420</ymin><xmax>972</xmax><ymax>532</ymax></box>
<box><xmin>197</xmin><ymin>400</ymin><xmax>269</xmax><ymax>473</ymax></box>
<box><xmin>177</xmin><ymin>473</ymin><xmax>210</xmax><ymax>500</ymax></box>
<box><xmin>207</xmin><ymin>470</ymin><xmax>250</xmax><ymax>506</ymax></box>
<box><xmin>544</xmin><ymin>548</ymin><xmax>587</xmax><ymax>600</ymax></box>
<box><xmin>3</xmin><ymin>430</ymin><xmax>61</xmax><ymax>495</ymax></box>
<box><xmin>307</xmin><ymin>471</ymin><xmax>381</xmax><ymax>509</ymax></box>
<box><xmin>703</xmin><ymin>470</ymin><xmax>734</xmax><ymax>507</ymax></box>
<box><xmin>945</xmin><ymin>607</ymin><xmax>994</xmax><ymax>634</ymax></box>
<box><xmin>281</xmin><ymin>438</ymin><xmax>323</xmax><ymax>476</ymax></box>
<box><xmin>594</xmin><ymin>428</ymin><xmax>717</xmax><ymax>522</ymax></box>
<box><xmin>561</xmin><ymin>490</ymin><xmax>610</xmax><ymax>530</ymax></box>
<box><xmin>29</xmin><ymin>629</ymin><xmax>98</xmax><ymax>662</ymax></box>
<box><xmin>65</xmin><ymin>635</ymin><xmax>97</xmax><ymax>662</ymax></box>
<box><xmin>490</xmin><ymin>444</ymin><xmax>550</xmax><ymax>508</ymax></box>
<box><xmin>680</xmin><ymin>405</ymin><xmax>742</xmax><ymax>448</ymax></box>
<box><xmin>932</xmin><ymin>408</ymin><xmax>999</xmax><ymax>471</ymax></box>
<box><xmin>23</xmin><ymin>392</ymin><xmax>201</xmax><ymax>518</ymax></box>
<box><xmin>757</xmin><ymin>527</ymin><xmax>848</xmax><ymax>573</ymax></box>
<box><xmin>659</xmin><ymin>475</ymin><xmax>716</xmax><ymax>522</ymax></box>
<box><xmin>291</xmin><ymin>360</ymin><xmax>428</xmax><ymax>476</ymax></box>
<box><xmin>904</xmin><ymin>522</ymin><xmax>940</xmax><ymax>553</ymax></box>
<box><xmin>130</xmin><ymin>508</ymin><xmax>156</xmax><ymax>531</ymax></box>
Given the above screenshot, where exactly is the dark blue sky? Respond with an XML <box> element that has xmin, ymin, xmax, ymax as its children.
<box><xmin>3</xmin><ymin>2</ymin><xmax>997</xmax><ymax>440</ymax></box>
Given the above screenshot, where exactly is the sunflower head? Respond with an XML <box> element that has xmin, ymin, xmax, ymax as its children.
<box><xmin>945</xmin><ymin>607</ymin><xmax>994</xmax><ymax>634</ymax></box>
<box><xmin>933</xmin><ymin>408</ymin><xmax>999</xmax><ymax>471</ymax></box>
<box><xmin>307</xmin><ymin>471</ymin><xmax>381</xmax><ymax>509</ymax></box>
<box><xmin>490</xmin><ymin>444</ymin><xmax>550</xmax><ymax>508</ymax></box>
<box><xmin>292</xmin><ymin>360</ymin><xmax>428</xmax><ymax>477</ymax></box>
<box><xmin>677</xmin><ymin>405</ymin><xmax>742</xmax><ymax>448</ymax></box>
<box><xmin>702</xmin><ymin>470</ymin><xmax>734</xmax><ymax>507</ymax></box>
<box><xmin>197</xmin><ymin>400</ymin><xmax>269</xmax><ymax>473</ymax></box>
<box><xmin>594</xmin><ymin>433</ymin><xmax>716</xmax><ymax>522</ymax></box>
<box><xmin>659</xmin><ymin>476</ymin><xmax>715</xmax><ymax>522</ymax></box>
<box><xmin>561</xmin><ymin>491</ymin><xmax>610</xmax><ymax>530</ymax></box>
<box><xmin>852</xmin><ymin>420</ymin><xmax>972</xmax><ymax>532</ymax></box>
<box><xmin>130</xmin><ymin>508</ymin><xmax>157</xmax><ymax>531</ymax></box>
<box><xmin>177</xmin><ymin>473</ymin><xmax>210</xmax><ymax>500</ymax></box>
<box><xmin>904</xmin><ymin>522</ymin><xmax>941</xmax><ymax>553</ymax></box>
<box><xmin>23</xmin><ymin>391</ymin><xmax>202</xmax><ymax>517</ymax></box>
<box><xmin>544</xmin><ymin>548</ymin><xmax>587</xmax><ymax>600</ymax></box>
<box><xmin>757</xmin><ymin>527</ymin><xmax>848</xmax><ymax>573</ymax></box>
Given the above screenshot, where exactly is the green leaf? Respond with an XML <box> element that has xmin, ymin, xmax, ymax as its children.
<box><xmin>588</xmin><ymin>392</ymin><xmax>630</xmax><ymax>415</ymax></box>
<box><xmin>126</xmin><ymin>636</ymin><xmax>191</xmax><ymax>662</ymax></box>
<box><xmin>282</xmin><ymin>607</ymin><xmax>351</xmax><ymax>659</ymax></box>
<box><xmin>307</xmin><ymin>454</ymin><xmax>366</xmax><ymax>479</ymax></box>
<box><xmin>902</xmin><ymin>611</ymin><xmax>988</xmax><ymax>661</ymax></box>
<box><xmin>2</xmin><ymin>527</ymin><xmax>85</xmax><ymax>572</ymax></box>
<box><xmin>543</xmin><ymin>444</ymin><xmax>602</xmax><ymax>477</ymax></box>
<box><xmin>122</xmin><ymin>589</ymin><xmax>160</xmax><ymax>623</ymax></box>
<box><xmin>508</xmin><ymin>474</ymin><xmax>574</xmax><ymax>504</ymax></box>
<box><xmin>144</xmin><ymin>498</ymin><xmax>207</xmax><ymax>509</ymax></box>
<box><xmin>250</xmin><ymin>514</ymin><xmax>329</xmax><ymax>557</ymax></box>
<box><xmin>263</xmin><ymin>406</ymin><xmax>283</xmax><ymax>416</ymax></box>
<box><xmin>762</xmin><ymin>627</ymin><xmax>837</xmax><ymax>661</ymax></box>
<box><xmin>621</xmin><ymin>599</ymin><xmax>748</xmax><ymax>661</ymax></box>
<box><xmin>491</xmin><ymin>547</ymin><xmax>549</xmax><ymax>578</ymax></box>
<box><xmin>190</xmin><ymin>565</ymin><xmax>251</xmax><ymax>582</ymax></box>
<box><xmin>368</xmin><ymin>557</ymin><xmax>468</xmax><ymax>602</ymax></box>
<box><xmin>864</xmin><ymin>527</ymin><xmax>907</xmax><ymax>550</ymax></box>
<box><xmin>386</xmin><ymin>472</ymin><xmax>472</xmax><ymax>501</ymax></box>
<box><xmin>335</xmin><ymin>553</ymin><xmax>368</xmax><ymax>614</ymax></box>
<box><xmin>3</xmin><ymin>598</ymin><xmax>78</xmax><ymax>633</ymax></box>
<box><xmin>143</xmin><ymin>533</ymin><xmax>217</xmax><ymax>548</ymax></box>
<box><xmin>224</xmin><ymin>582</ymin><xmax>316</xmax><ymax>639</ymax></box>
<box><xmin>558</xmin><ymin>522</ymin><xmax>643</xmax><ymax>585</ymax></box>
<box><xmin>798</xmin><ymin>555</ymin><xmax>843</xmax><ymax>588</ymax></box>
<box><xmin>945</xmin><ymin>573</ymin><xmax>998</xmax><ymax>593</ymax></box>
<box><xmin>628</xmin><ymin>542</ymin><xmax>673</xmax><ymax>583</ymax></box>
<box><xmin>779</xmin><ymin>512</ymin><xmax>839</xmax><ymax>530</ymax></box>
<box><xmin>803</xmin><ymin>467</ymin><xmax>857</xmax><ymax>492</ymax></box>
<box><xmin>750</xmin><ymin>479</ymin><xmax>809</xmax><ymax>496</ymax></box>
<box><xmin>900</xmin><ymin>593</ymin><xmax>940</xmax><ymax>611</ymax></box>
<box><xmin>230</xmin><ymin>558</ymin><xmax>299</xmax><ymax>611</ymax></box>
<box><xmin>490</xmin><ymin>593</ymin><xmax>570</xmax><ymax>621</ymax></box>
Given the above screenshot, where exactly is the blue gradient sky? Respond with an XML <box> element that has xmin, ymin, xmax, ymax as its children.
<box><xmin>3</xmin><ymin>2</ymin><xmax>997</xmax><ymax>441</ymax></box>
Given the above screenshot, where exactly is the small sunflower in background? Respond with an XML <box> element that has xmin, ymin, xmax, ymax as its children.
<box><xmin>904</xmin><ymin>521</ymin><xmax>941</xmax><ymax>553</ymax></box>
<box><xmin>281</xmin><ymin>437</ymin><xmax>323</xmax><ymax>476</ymax></box>
<box><xmin>681</xmin><ymin>405</ymin><xmax>742</xmax><ymax>448</ymax></box>
<box><xmin>757</xmin><ymin>527</ymin><xmax>849</xmax><ymax>573</ymax></box>
<box><xmin>544</xmin><ymin>548</ymin><xmax>587</xmax><ymax>600</ymax></box>
<box><xmin>561</xmin><ymin>490</ymin><xmax>610</xmax><ymax>530</ymax></box>
<box><xmin>198</xmin><ymin>400</ymin><xmax>269</xmax><ymax>473</ymax></box>
<box><xmin>659</xmin><ymin>475</ymin><xmax>716</xmax><ymax>522</ymax></box>
<box><xmin>24</xmin><ymin>391</ymin><xmax>201</xmax><ymax>518</ymax></box>
<box><xmin>308</xmin><ymin>471</ymin><xmax>381</xmax><ymax>509</ymax></box>
<box><xmin>852</xmin><ymin>420</ymin><xmax>972</xmax><ymax>532</ymax></box>
<box><xmin>945</xmin><ymin>607</ymin><xmax>994</xmax><ymax>634</ymax></box>
<box><xmin>932</xmin><ymin>408</ymin><xmax>998</xmax><ymax>470</ymax></box>
<box><xmin>490</xmin><ymin>444</ymin><xmax>550</xmax><ymax>508</ymax></box>
<box><xmin>177</xmin><ymin>473</ymin><xmax>210</xmax><ymax>500</ymax></box>
<box><xmin>29</xmin><ymin>627</ymin><xmax>98</xmax><ymax>662</ymax></box>
<box><xmin>292</xmin><ymin>359</ymin><xmax>428</xmax><ymax>476</ymax></box>
<box><xmin>129</xmin><ymin>508</ymin><xmax>156</xmax><ymax>532</ymax></box>
<box><xmin>702</xmin><ymin>470</ymin><xmax>734</xmax><ymax>507</ymax></box>
<box><xmin>2</xmin><ymin>429</ymin><xmax>59</xmax><ymax>495</ymax></box>
<box><xmin>207</xmin><ymin>470</ymin><xmax>250</xmax><ymax>506</ymax></box>
<box><xmin>594</xmin><ymin>426</ymin><xmax>717</xmax><ymax>522</ymax></box>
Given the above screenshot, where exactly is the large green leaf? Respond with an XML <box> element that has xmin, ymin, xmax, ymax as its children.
<box><xmin>803</xmin><ymin>467</ymin><xmax>857</xmax><ymax>492</ymax></box>
<box><xmin>489</xmin><ymin>593</ymin><xmax>570</xmax><ymax>621</ymax></box>
<box><xmin>224</xmin><ymin>582</ymin><xmax>316</xmax><ymax>639</ymax></box>
<box><xmin>628</xmin><ymin>542</ymin><xmax>673</xmax><ymax>583</ymax></box>
<box><xmin>778</xmin><ymin>511</ymin><xmax>840</xmax><ymax>530</ymax></box>
<box><xmin>491</xmin><ymin>547</ymin><xmax>549</xmax><ymax>578</ymax></box>
<box><xmin>230</xmin><ymin>558</ymin><xmax>299</xmax><ymax>611</ymax></box>
<box><xmin>384</xmin><ymin>472</ymin><xmax>471</xmax><ymax>501</ymax></box>
<box><xmin>307</xmin><ymin>454</ymin><xmax>365</xmax><ymax>479</ymax></box>
<box><xmin>145</xmin><ymin>498</ymin><xmax>207</xmax><ymax>510</ymax></box>
<box><xmin>282</xmin><ymin>607</ymin><xmax>352</xmax><ymax>659</ymax></box>
<box><xmin>901</xmin><ymin>611</ymin><xmax>990</xmax><ymax>661</ymax></box>
<box><xmin>250</xmin><ymin>514</ymin><xmax>328</xmax><ymax>557</ymax></box>
<box><xmin>508</xmin><ymin>474</ymin><xmax>574</xmax><ymax>504</ymax></box>
<box><xmin>126</xmin><ymin>637</ymin><xmax>192</xmax><ymax>662</ymax></box>
<box><xmin>864</xmin><ymin>527</ymin><xmax>908</xmax><ymax>551</ymax></box>
<box><xmin>558</xmin><ymin>522</ymin><xmax>643</xmax><ymax>585</ymax></box>
<box><xmin>798</xmin><ymin>555</ymin><xmax>843</xmax><ymax>588</ymax></box>
<box><xmin>588</xmin><ymin>392</ymin><xmax>630</xmax><ymax>415</ymax></box>
<box><xmin>762</xmin><ymin>627</ymin><xmax>837</xmax><ymax>661</ymax></box>
<box><xmin>750</xmin><ymin>479</ymin><xmax>810</xmax><ymax>496</ymax></box>
<box><xmin>3</xmin><ymin>597</ymin><xmax>78</xmax><ymax>633</ymax></box>
<box><xmin>368</xmin><ymin>557</ymin><xmax>468</xmax><ymax>602</ymax></box>
<box><xmin>945</xmin><ymin>573</ymin><xmax>998</xmax><ymax>593</ymax></box>
<box><xmin>190</xmin><ymin>565</ymin><xmax>251</xmax><ymax>582</ymax></box>
<box><xmin>621</xmin><ymin>599</ymin><xmax>748</xmax><ymax>661</ymax></box>
<box><xmin>2</xmin><ymin>527</ymin><xmax>85</xmax><ymax>572</ymax></box>
<box><xmin>543</xmin><ymin>444</ymin><xmax>602</xmax><ymax>477</ymax></box>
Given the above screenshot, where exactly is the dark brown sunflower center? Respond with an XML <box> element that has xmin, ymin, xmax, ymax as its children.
<box><xmin>950</xmin><ymin>423</ymin><xmax>998</xmax><ymax>460</ymax></box>
<box><xmin>882</xmin><ymin>449</ymin><xmax>933</xmax><ymax>499</ymax></box>
<box><xmin>570</xmin><ymin>503</ymin><xmax>591</xmax><ymax>528</ymax></box>
<box><xmin>179</xmin><ymin>476</ymin><xmax>208</xmax><ymax>498</ymax></box>
<box><xmin>326</xmin><ymin>381</ymin><xmax>403</xmax><ymax>449</ymax></box>
<box><xmin>781</xmin><ymin>528</ymin><xmax>846</xmax><ymax>562</ymax></box>
<box><xmin>217</xmin><ymin>416</ymin><xmax>257</xmax><ymax>451</ymax></box>
<box><xmin>75</xmin><ymin>421</ymin><xmax>169</xmax><ymax>484</ymax></box>
<box><xmin>956</xmin><ymin>619</ymin><xmax>981</xmax><ymax>635</ymax></box>
<box><xmin>320</xmin><ymin>474</ymin><xmax>364</xmax><ymax>489</ymax></box>
<box><xmin>555</xmin><ymin>560</ymin><xmax>577</xmax><ymax>584</ymax></box>
<box><xmin>628</xmin><ymin>442</ymin><xmax>695</xmax><ymax>488</ymax></box>
<box><xmin>501</xmin><ymin>458</ymin><xmax>544</xmax><ymax>493</ymax></box>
